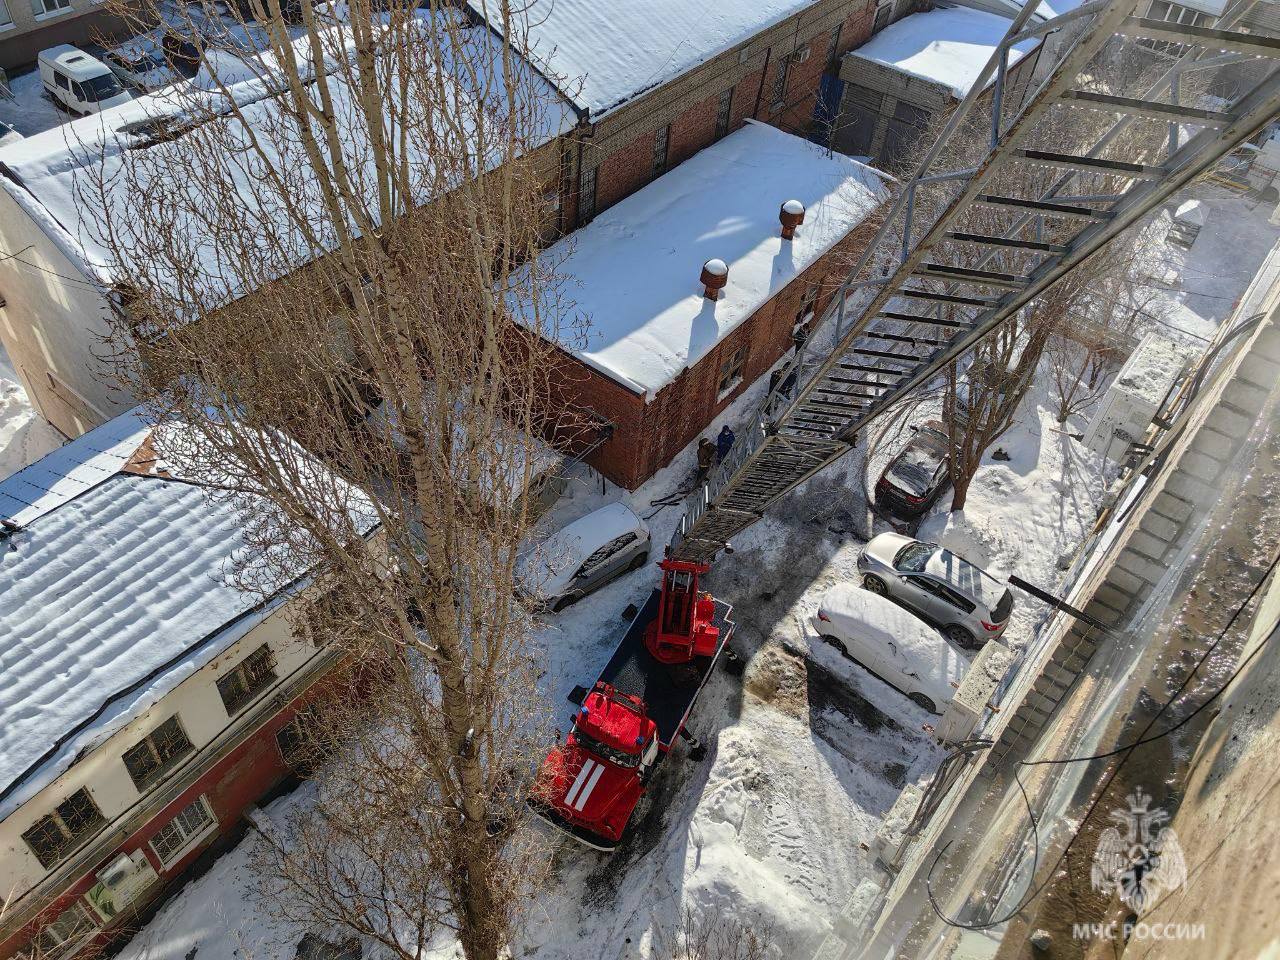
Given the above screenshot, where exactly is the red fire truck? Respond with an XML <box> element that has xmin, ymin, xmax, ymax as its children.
<box><xmin>528</xmin><ymin>558</ymin><xmax>734</xmax><ymax>851</ymax></box>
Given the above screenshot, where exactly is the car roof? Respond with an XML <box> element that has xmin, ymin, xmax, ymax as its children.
<box><xmin>924</xmin><ymin>549</ymin><xmax>1007</xmax><ymax>609</ymax></box>
<box><xmin>40</xmin><ymin>45</ymin><xmax>112</xmax><ymax>80</ymax></box>
<box><xmin>522</xmin><ymin>503</ymin><xmax>648</xmax><ymax>597</ymax></box>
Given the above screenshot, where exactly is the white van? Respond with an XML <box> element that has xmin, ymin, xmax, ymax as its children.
<box><xmin>38</xmin><ymin>45</ymin><xmax>132</xmax><ymax>115</ymax></box>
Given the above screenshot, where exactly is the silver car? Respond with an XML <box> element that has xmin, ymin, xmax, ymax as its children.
<box><xmin>518</xmin><ymin>503</ymin><xmax>651</xmax><ymax>612</ymax></box>
<box><xmin>856</xmin><ymin>533</ymin><xmax>1013</xmax><ymax>650</ymax></box>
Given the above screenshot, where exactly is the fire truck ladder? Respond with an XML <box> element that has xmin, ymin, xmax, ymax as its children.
<box><xmin>669</xmin><ymin>0</ymin><xmax>1280</xmax><ymax>565</ymax></box>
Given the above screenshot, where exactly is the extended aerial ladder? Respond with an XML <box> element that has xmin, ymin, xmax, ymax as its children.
<box><xmin>669</xmin><ymin>0</ymin><xmax>1280</xmax><ymax>564</ymax></box>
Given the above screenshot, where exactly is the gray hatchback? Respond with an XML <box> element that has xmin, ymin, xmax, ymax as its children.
<box><xmin>856</xmin><ymin>533</ymin><xmax>1013</xmax><ymax>649</ymax></box>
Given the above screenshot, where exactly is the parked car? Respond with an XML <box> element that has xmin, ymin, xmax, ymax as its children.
<box><xmin>856</xmin><ymin>532</ymin><xmax>1013</xmax><ymax>649</ymax></box>
<box><xmin>519</xmin><ymin>503</ymin><xmax>651</xmax><ymax>612</ymax></box>
<box><xmin>875</xmin><ymin>420</ymin><xmax>950</xmax><ymax>519</ymax></box>
<box><xmin>811</xmin><ymin>584</ymin><xmax>969</xmax><ymax>714</ymax></box>
<box><xmin>38</xmin><ymin>45</ymin><xmax>132</xmax><ymax>115</ymax></box>
<box><xmin>100</xmin><ymin>31</ymin><xmax>187</xmax><ymax>92</ymax></box>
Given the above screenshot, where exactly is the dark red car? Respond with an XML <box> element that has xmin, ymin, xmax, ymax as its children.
<box><xmin>875</xmin><ymin>420</ymin><xmax>951</xmax><ymax>519</ymax></box>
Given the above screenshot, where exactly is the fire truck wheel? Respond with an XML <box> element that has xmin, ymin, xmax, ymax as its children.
<box><xmin>689</xmin><ymin>743</ymin><xmax>708</xmax><ymax>762</ymax></box>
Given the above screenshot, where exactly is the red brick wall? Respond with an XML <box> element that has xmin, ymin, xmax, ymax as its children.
<box><xmin>552</xmin><ymin>221</ymin><xmax>878</xmax><ymax>489</ymax></box>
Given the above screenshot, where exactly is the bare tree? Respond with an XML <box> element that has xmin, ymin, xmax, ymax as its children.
<box><xmin>653</xmin><ymin>908</ymin><xmax>784</xmax><ymax>960</ymax></box>
<box><xmin>82</xmin><ymin>1</ymin><xmax>588</xmax><ymax>957</ymax></box>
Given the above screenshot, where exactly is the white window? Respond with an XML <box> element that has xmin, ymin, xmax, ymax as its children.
<box><xmin>0</xmin><ymin>1</ymin><xmax>13</xmax><ymax>27</ymax></box>
<box><xmin>149</xmin><ymin>796</ymin><xmax>216</xmax><ymax>866</ymax></box>
<box><xmin>31</xmin><ymin>0</ymin><xmax>72</xmax><ymax>17</ymax></box>
<box><xmin>23</xmin><ymin>902</ymin><xmax>97</xmax><ymax>960</ymax></box>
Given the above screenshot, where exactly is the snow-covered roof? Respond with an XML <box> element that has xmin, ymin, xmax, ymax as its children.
<box><xmin>1177</xmin><ymin>0</ymin><xmax>1228</xmax><ymax>17</ymax></box>
<box><xmin>0</xmin><ymin>411</ymin><xmax>378</xmax><ymax>817</ymax></box>
<box><xmin>528</xmin><ymin>122</ymin><xmax>888</xmax><ymax>398</ymax></box>
<box><xmin>466</xmin><ymin>0</ymin><xmax>821</xmax><ymax>118</ymax></box>
<box><xmin>0</xmin><ymin>17</ymin><xmax>574</xmax><ymax>308</ymax></box>
<box><xmin>847</xmin><ymin>6</ymin><xmax>1037</xmax><ymax>100</ymax></box>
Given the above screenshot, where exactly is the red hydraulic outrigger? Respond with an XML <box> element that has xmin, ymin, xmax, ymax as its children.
<box><xmin>529</xmin><ymin>558</ymin><xmax>733</xmax><ymax>850</ymax></box>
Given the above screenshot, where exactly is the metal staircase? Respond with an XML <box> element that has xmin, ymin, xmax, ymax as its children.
<box><xmin>669</xmin><ymin>0</ymin><xmax>1280</xmax><ymax>564</ymax></box>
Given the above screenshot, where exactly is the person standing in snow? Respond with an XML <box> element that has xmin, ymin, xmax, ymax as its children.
<box><xmin>716</xmin><ymin>424</ymin><xmax>735</xmax><ymax>463</ymax></box>
<box><xmin>694</xmin><ymin>437</ymin><xmax>717</xmax><ymax>484</ymax></box>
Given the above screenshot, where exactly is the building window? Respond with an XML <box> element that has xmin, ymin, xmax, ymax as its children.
<box><xmin>276</xmin><ymin>705</ymin><xmax>327</xmax><ymax>772</ymax></box>
<box><xmin>825</xmin><ymin>25</ymin><xmax>842</xmax><ymax>71</ymax></box>
<box><xmin>873</xmin><ymin>0</ymin><xmax>895</xmax><ymax>33</ymax></box>
<box><xmin>215</xmin><ymin>643</ymin><xmax>277</xmax><ymax>716</ymax></box>
<box><xmin>22</xmin><ymin>902</ymin><xmax>98</xmax><ymax>960</ymax></box>
<box><xmin>770</xmin><ymin>57</ymin><xmax>789</xmax><ymax>112</ymax></box>
<box><xmin>149</xmin><ymin>796</ymin><xmax>216</xmax><ymax>866</ymax></box>
<box><xmin>652</xmin><ymin>125</ymin><xmax>670</xmax><ymax>176</ymax></box>
<box><xmin>715</xmin><ymin>88</ymin><xmax>733</xmax><ymax>139</ymax></box>
<box><xmin>33</xmin><ymin>0</ymin><xmax>72</xmax><ymax>14</ymax></box>
<box><xmin>0</xmin><ymin>1</ymin><xmax>13</xmax><ymax>27</ymax></box>
<box><xmin>796</xmin><ymin>283</ymin><xmax>820</xmax><ymax>327</ymax></box>
<box><xmin>717</xmin><ymin>346</ymin><xmax>749</xmax><ymax>397</ymax></box>
<box><xmin>122</xmin><ymin>716</ymin><xmax>194</xmax><ymax>791</ymax></box>
<box><xmin>578</xmin><ymin>164</ymin><xmax>598</xmax><ymax>225</ymax></box>
<box><xmin>22</xmin><ymin>789</ymin><xmax>106</xmax><ymax>869</ymax></box>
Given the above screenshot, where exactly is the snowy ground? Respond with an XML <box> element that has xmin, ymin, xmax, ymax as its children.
<box><xmin>0</xmin><ymin>346</ymin><xmax>62</xmax><ymax>481</ymax></box>
<box><xmin>0</xmin><ymin>67</ymin><xmax>70</xmax><ymax>139</ymax></box>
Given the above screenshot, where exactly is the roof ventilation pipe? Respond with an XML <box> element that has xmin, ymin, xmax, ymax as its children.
<box><xmin>780</xmin><ymin>199</ymin><xmax>805</xmax><ymax>239</ymax></box>
<box><xmin>700</xmin><ymin>259</ymin><xmax>728</xmax><ymax>300</ymax></box>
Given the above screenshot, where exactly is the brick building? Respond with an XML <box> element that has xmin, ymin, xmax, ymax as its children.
<box><xmin>471</xmin><ymin>0</ymin><xmax>914</xmax><ymax>237</ymax></box>
<box><xmin>527</xmin><ymin>122</ymin><xmax>888</xmax><ymax>489</ymax></box>
<box><xmin>0</xmin><ymin>411</ymin><xmax>379</xmax><ymax>960</ymax></box>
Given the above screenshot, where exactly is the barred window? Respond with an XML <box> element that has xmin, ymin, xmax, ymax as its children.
<box><xmin>23</xmin><ymin>902</ymin><xmax>97</xmax><ymax>960</ymax></box>
<box><xmin>276</xmin><ymin>705</ymin><xmax>328</xmax><ymax>772</ymax></box>
<box><xmin>717</xmin><ymin>346</ymin><xmax>749</xmax><ymax>396</ymax></box>
<box><xmin>796</xmin><ymin>283</ymin><xmax>820</xmax><ymax>326</ymax></box>
<box><xmin>215</xmin><ymin>644</ymin><xmax>277</xmax><ymax>716</ymax></box>
<box><xmin>873</xmin><ymin>0</ymin><xmax>894</xmax><ymax>33</ymax></box>
<box><xmin>770</xmin><ymin>58</ymin><xmax>788</xmax><ymax>111</ymax></box>
<box><xmin>578</xmin><ymin>164</ymin><xmax>598</xmax><ymax>225</ymax></box>
<box><xmin>121</xmin><ymin>716</ymin><xmax>194</xmax><ymax>790</ymax></box>
<box><xmin>22</xmin><ymin>789</ymin><xmax>106</xmax><ymax>869</ymax></box>
<box><xmin>652</xmin><ymin>124</ymin><xmax>670</xmax><ymax>175</ymax></box>
<box><xmin>149</xmin><ymin>796</ymin><xmax>215</xmax><ymax>866</ymax></box>
<box><xmin>715</xmin><ymin>88</ymin><xmax>734</xmax><ymax>139</ymax></box>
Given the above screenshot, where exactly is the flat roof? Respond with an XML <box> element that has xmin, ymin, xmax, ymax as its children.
<box><xmin>528</xmin><ymin>122</ymin><xmax>887</xmax><ymax>398</ymax></box>
<box><xmin>467</xmin><ymin>0</ymin><xmax>823</xmax><ymax>119</ymax></box>
<box><xmin>0</xmin><ymin>411</ymin><xmax>377</xmax><ymax>817</ymax></box>
<box><xmin>847</xmin><ymin>6</ymin><xmax>1037</xmax><ymax>100</ymax></box>
<box><xmin>0</xmin><ymin>18</ymin><xmax>574</xmax><ymax>309</ymax></box>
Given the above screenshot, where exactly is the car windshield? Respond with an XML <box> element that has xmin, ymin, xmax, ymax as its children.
<box><xmin>82</xmin><ymin>72</ymin><xmax>125</xmax><ymax>101</ymax></box>
<box><xmin>992</xmin><ymin>589</ymin><xmax>1013</xmax><ymax>623</ymax></box>
<box><xmin>893</xmin><ymin>541</ymin><xmax>935</xmax><ymax>573</ymax></box>
<box><xmin>573</xmin><ymin>729</ymin><xmax>640</xmax><ymax>768</ymax></box>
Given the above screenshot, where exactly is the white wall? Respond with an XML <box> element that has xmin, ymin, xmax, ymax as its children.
<box><xmin>0</xmin><ymin>184</ymin><xmax>132</xmax><ymax>438</ymax></box>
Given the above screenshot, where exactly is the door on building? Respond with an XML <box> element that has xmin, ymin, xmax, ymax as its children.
<box><xmin>883</xmin><ymin>100</ymin><xmax>931</xmax><ymax>172</ymax></box>
<box><xmin>810</xmin><ymin>73</ymin><xmax>845</xmax><ymax>148</ymax></box>
<box><xmin>834</xmin><ymin>83</ymin><xmax>881</xmax><ymax>157</ymax></box>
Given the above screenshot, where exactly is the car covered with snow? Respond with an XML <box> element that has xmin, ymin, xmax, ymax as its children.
<box><xmin>875</xmin><ymin>420</ymin><xmax>950</xmax><ymax>519</ymax></box>
<box><xmin>519</xmin><ymin>503</ymin><xmax>650</xmax><ymax>611</ymax></box>
<box><xmin>811</xmin><ymin>584</ymin><xmax>969</xmax><ymax>714</ymax></box>
<box><xmin>857</xmin><ymin>533</ymin><xmax>1013</xmax><ymax>649</ymax></box>
<box><xmin>99</xmin><ymin>31</ymin><xmax>189</xmax><ymax>92</ymax></box>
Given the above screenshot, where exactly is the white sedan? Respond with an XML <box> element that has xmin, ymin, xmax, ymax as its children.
<box><xmin>810</xmin><ymin>583</ymin><xmax>970</xmax><ymax>714</ymax></box>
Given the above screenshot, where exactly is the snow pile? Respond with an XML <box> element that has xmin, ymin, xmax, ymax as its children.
<box><xmin>529</xmin><ymin>122</ymin><xmax>887</xmax><ymax>397</ymax></box>
<box><xmin>1115</xmin><ymin>333</ymin><xmax>1191</xmax><ymax>399</ymax></box>
<box><xmin>848</xmin><ymin>7</ymin><xmax>1037</xmax><ymax>100</ymax></box>
<box><xmin>917</xmin><ymin>382</ymin><xmax>1105</xmax><ymax>651</ymax></box>
<box><xmin>472</xmin><ymin>0</ymin><xmax>819</xmax><ymax>118</ymax></box>
<box><xmin>0</xmin><ymin>377</ymin><xmax>62</xmax><ymax>483</ymax></box>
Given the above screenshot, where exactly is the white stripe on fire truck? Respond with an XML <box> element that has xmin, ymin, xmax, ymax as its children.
<box><xmin>564</xmin><ymin>759</ymin><xmax>596</xmax><ymax>807</ymax></box>
<box><xmin>573</xmin><ymin>761</ymin><xmax>606</xmax><ymax>812</ymax></box>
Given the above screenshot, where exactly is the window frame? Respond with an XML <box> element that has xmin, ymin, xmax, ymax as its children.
<box><xmin>770</xmin><ymin>56</ymin><xmax>789</xmax><ymax>112</ymax></box>
<box><xmin>121</xmin><ymin>715</ymin><xmax>195</xmax><ymax>791</ymax></box>
<box><xmin>148</xmin><ymin>795</ymin><xmax>217</xmax><ymax>868</ymax></box>
<box><xmin>873</xmin><ymin>0</ymin><xmax>895</xmax><ymax>33</ymax></box>
<box><xmin>715</xmin><ymin>87</ymin><xmax>733</xmax><ymax>139</ymax></box>
<box><xmin>716</xmin><ymin>345</ymin><xmax>749</xmax><ymax>398</ymax></box>
<box><xmin>825</xmin><ymin>24</ymin><xmax>842</xmax><ymax>71</ymax></box>
<box><xmin>796</xmin><ymin>283</ymin><xmax>820</xmax><ymax>327</ymax></box>
<box><xmin>22</xmin><ymin>789</ymin><xmax>106</xmax><ymax>869</ymax></box>
<box><xmin>215</xmin><ymin>643</ymin><xmax>278</xmax><ymax>717</ymax></box>
<box><xmin>578</xmin><ymin>163</ymin><xmax>598</xmax><ymax>225</ymax></box>
<box><xmin>24</xmin><ymin>902</ymin><xmax>98</xmax><ymax>960</ymax></box>
<box><xmin>651</xmin><ymin>124</ymin><xmax>670</xmax><ymax>176</ymax></box>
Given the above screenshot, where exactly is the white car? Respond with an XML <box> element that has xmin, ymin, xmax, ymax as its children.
<box><xmin>518</xmin><ymin>503</ymin><xmax>651</xmax><ymax>612</ymax></box>
<box><xmin>99</xmin><ymin>31</ymin><xmax>187</xmax><ymax>93</ymax></box>
<box><xmin>811</xmin><ymin>583</ymin><xmax>970</xmax><ymax>714</ymax></box>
